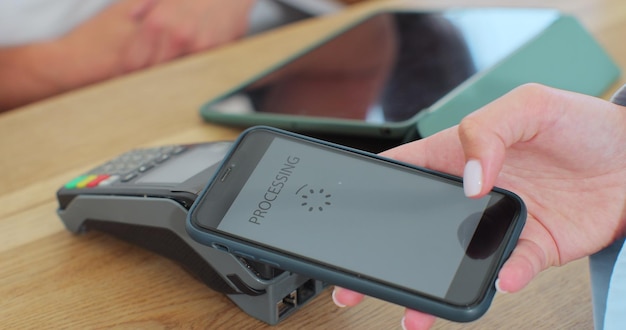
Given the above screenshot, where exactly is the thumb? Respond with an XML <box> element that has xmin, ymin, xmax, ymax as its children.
<box><xmin>458</xmin><ymin>83</ymin><xmax>561</xmax><ymax>197</ymax></box>
<box><xmin>458</xmin><ymin>114</ymin><xmax>508</xmax><ymax>198</ymax></box>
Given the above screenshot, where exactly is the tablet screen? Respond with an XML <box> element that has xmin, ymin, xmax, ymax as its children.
<box><xmin>208</xmin><ymin>9</ymin><xmax>558</xmax><ymax>124</ymax></box>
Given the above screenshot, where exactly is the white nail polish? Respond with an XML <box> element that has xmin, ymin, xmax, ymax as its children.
<box><xmin>332</xmin><ymin>289</ymin><xmax>346</xmax><ymax>308</ymax></box>
<box><xmin>464</xmin><ymin>159</ymin><xmax>483</xmax><ymax>197</ymax></box>
<box><xmin>401</xmin><ymin>316</ymin><xmax>408</xmax><ymax>330</ymax></box>
<box><xmin>495</xmin><ymin>279</ymin><xmax>508</xmax><ymax>294</ymax></box>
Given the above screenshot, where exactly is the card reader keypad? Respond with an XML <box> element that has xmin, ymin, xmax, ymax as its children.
<box><xmin>63</xmin><ymin>145</ymin><xmax>187</xmax><ymax>189</ymax></box>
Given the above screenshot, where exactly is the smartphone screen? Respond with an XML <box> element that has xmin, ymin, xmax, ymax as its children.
<box><xmin>190</xmin><ymin>127</ymin><xmax>525</xmax><ymax>316</ymax></box>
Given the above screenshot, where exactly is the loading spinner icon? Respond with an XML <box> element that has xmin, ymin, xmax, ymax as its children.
<box><xmin>295</xmin><ymin>184</ymin><xmax>332</xmax><ymax>212</ymax></box>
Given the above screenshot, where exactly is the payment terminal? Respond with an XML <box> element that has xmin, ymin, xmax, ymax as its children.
<box><xmin>56</xmin><ymin>141</ymin><xmax>326</xmax><ymax>325</ymax></box>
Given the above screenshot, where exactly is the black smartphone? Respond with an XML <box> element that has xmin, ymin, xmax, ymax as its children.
<box><xmin>187</xmin><ymin>126</ymin><xmax>526</xmax><ymax>322</ymax></box>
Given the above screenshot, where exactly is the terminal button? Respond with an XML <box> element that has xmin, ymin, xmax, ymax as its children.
<box><xmin>86</xmin><ymin>175</ymin><xmax>111</xmax><ymax>188</ymax></box>
<box><xmin>64</xmin><ymin>175</ymin><xmax>87</xmax><ymax>189</ymax></box>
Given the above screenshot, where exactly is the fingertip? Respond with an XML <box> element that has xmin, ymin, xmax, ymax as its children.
<box><xmin>496</xmin><ymin>243</ymin><xmax>540</xmax><ymax>293</ymax></box>
<box><xmin>495</xmin><ymin>278</ymin><xmax>508</xmax><ymax>294</ymax></box>
<box><xmin>331</xmin><ymin>287</ymin><xmax>364</xmax><ymax>307</ymax></box>
<box><xmin>332</xmin><ymin>288</ymin><xmax>346</xmax><ymax>308</ymax></box>
<box><xmin>402</xmin><ymin>309</ymin><xmax>437</xmax><ymax>330</ymax></box>
<box><xmin>496</xmin><ymin>265</ymin><xmax>533</xmax><ymax>294</ymax></box>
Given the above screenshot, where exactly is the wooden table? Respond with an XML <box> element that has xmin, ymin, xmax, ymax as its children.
<box><xmin>2</xmin><ymin>0</ymin><xmax>624</xmax><ymax>328</ymax></box>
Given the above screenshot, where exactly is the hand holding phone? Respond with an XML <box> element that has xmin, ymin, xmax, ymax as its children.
<box><xmin>334</xmin><ymin>84</ymin><xmax>626</xmax><ymax>328</ymax></box>
<box><xmin>187</xmin><ymin>126</ymin><xmax>526</xmax><ymax>323</ymax></box>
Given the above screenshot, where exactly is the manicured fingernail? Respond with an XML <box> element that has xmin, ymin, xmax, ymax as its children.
<box><xmin>332</xmin><ymin>288</ymin><xmax>346</xmax><ymax>307</ymax></box>
<box><xmin>463</xmin><ymin>159</ymin><xmax>483</xmax><ymax>197</ymax></box>
<box><xmin>495</xmin><ymin>279</ymin><xmax>508</xmax><ymax>294</ymax></box>
<box><xmin>401</xmin><ymin>316</ymin><xmax>408</xmax><ymax>330</ymax></box>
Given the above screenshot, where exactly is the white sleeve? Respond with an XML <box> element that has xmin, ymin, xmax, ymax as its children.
<box><xmin>604</xmin><ymin>239</ymin><xmax>626</xmax><ymax>330</ymax></box>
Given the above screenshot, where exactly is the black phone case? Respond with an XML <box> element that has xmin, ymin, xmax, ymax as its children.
<box><xmin>187</xmin><ymin>126</ymin><xmax>527</xmax><ymax>322</ymax></box>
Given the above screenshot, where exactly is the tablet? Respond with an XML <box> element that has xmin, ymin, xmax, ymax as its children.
<box><xmin>200</xmin><ymin>8</ymin><xmax>619</xmax><ymax>151</ymax></box>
